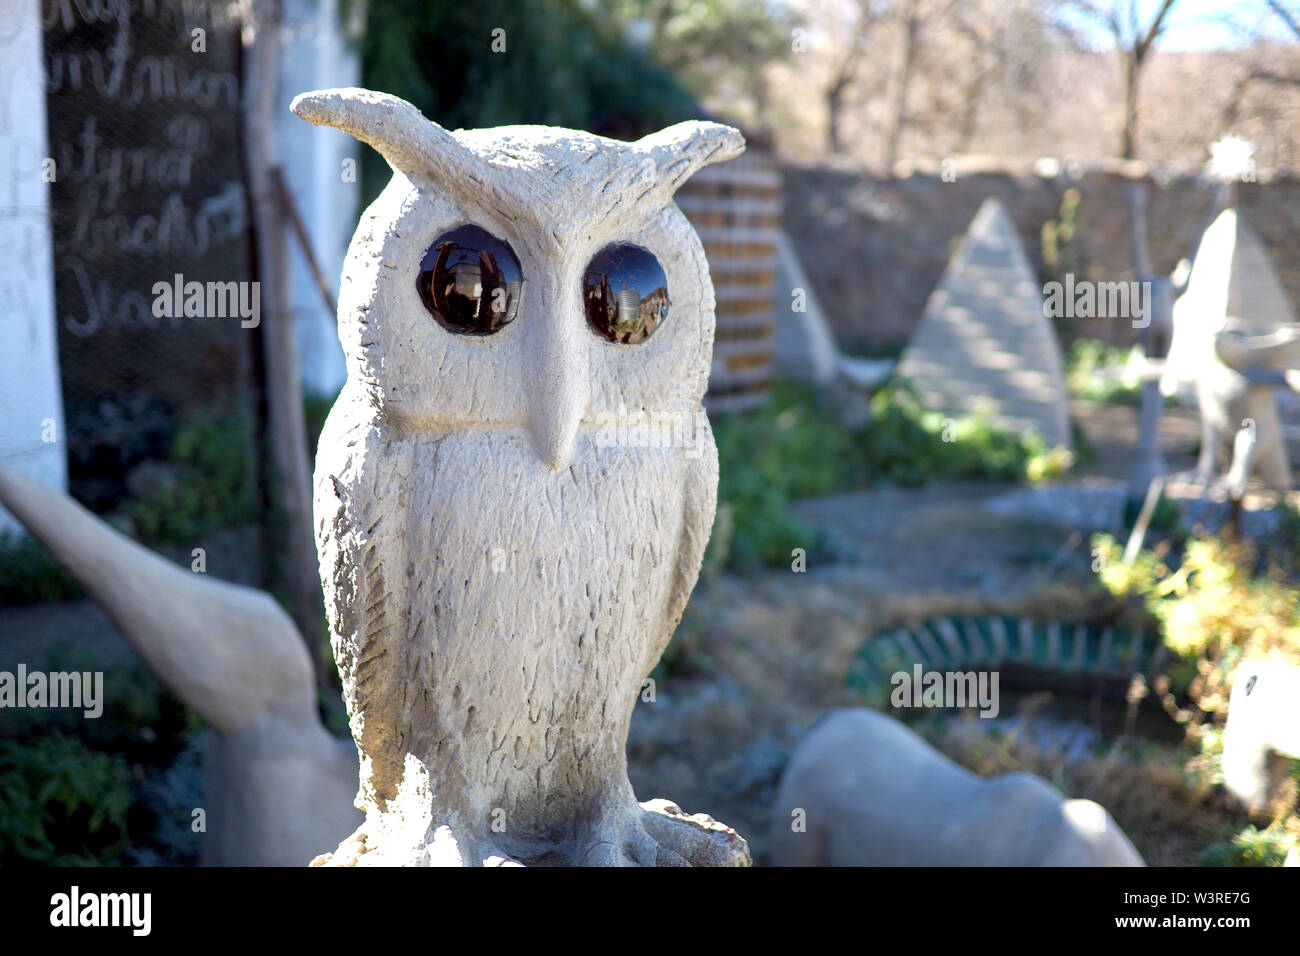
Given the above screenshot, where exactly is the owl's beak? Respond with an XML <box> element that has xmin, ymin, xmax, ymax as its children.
<box><xmin>525</xmin><ymin>303</ymin><xmax>586</xmax><ymax>471</ymax></box>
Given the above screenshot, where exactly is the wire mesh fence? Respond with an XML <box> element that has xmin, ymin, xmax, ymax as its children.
<box><xmin>43</xmin><ymin>1</ymin><xmax>265</xmax><ymax>575</ymax></box>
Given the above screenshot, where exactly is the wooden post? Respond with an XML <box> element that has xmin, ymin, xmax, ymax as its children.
<box><xmin>241</xmin><ymin>0</ymin><xmax>330</xmax><ymax>689</ymax></box>
<box><xmin>1126</xmin><ymin>179</ymin><xmax>1167</xmax><ymax>500</ymax></box>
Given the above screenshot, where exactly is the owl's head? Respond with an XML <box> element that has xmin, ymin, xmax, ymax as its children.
<box><xmin>293</xmin><ymin>87</ymin><xmax>744</xmax><ymax>469</ymax></box>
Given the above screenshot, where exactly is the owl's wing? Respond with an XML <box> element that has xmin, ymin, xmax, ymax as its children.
<box><xmin>658</xmin><ymin>433</ymin><xmax>719</xmax><ymax>669</ymax></box>
<box><xmin>315</xmin><ymin>405</ymin><xmax>414</xmax><ymax>807</ymax></box>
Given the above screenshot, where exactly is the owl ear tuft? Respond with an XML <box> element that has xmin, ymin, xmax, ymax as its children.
<box><xmin>636</xmin><ymin>121</ymin><xmax>746</xmax><ymax>197</ymax></box>
<box><xmin>291</xmin><ymin>87</ymin><xmax>482</xmax><ymax>184</ymax></box>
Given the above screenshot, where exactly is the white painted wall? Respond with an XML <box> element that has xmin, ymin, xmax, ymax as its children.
<box><xmin>279</xmin><ymin>0</ymin><xmax>360</xmax><ymax>397</ymax></box>
<box><xmin>0</xmin><ymin>0</ymin><xmax>66</xmax><ymax>535</ymax></box>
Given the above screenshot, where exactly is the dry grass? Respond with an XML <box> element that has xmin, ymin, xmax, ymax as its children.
<box><xmin>920</xmin><ymin>709</ymin><xmax>1256</xmax><ymax>867</ymax></box>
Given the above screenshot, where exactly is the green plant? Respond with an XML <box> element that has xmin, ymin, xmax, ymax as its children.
<box><xmin>1093</xmin><ymin>531</ymin><xmax>1300</xmax><ymax>849</ymax></box>
<box><xmin>858</xmin><ymin>384</ymin><xmax>1067</xmax><ymax>486</ymax></box>
<box><xmin>1201</xmin><ymin>825</ymin><xmax>1296</xmax><ymax>867</ymax></box>
<box><xmin>707</xmin><ymin>384</ymin><xmax>840</xmax><ymax>573</ymax></box>
<box><xmin>357</xmin><ymin>0</ymin><xmax>699</xmax><ymax>204</ymax></box>
<box><xmin>1274</xmin><ymin>500</ymin><xmax>1300</xmax><ymax>575</ymax></box>
<box><xmin>705</xmin><ymin>380</ymin><xmax>1068</xmax><ymax>572</ymax></box>
<box><xmin>1095</xmin><ymin>534</ymin><xmax>1300</xmax><ymax>717</ymax></box>
<box><xmin>1041</xmin><ymin>188</ymin><xmax>1102</xmax><ymax>344</ymax></box>
<box><xmin>64</xmin><ymin>394</ymin><xmax>177</xmax><ymax>513</ymax></box>
<box><xmin>128</xmin><ymin>411</ymin><xmax>257</xmax><ymax>542</ymax></box>
<box><xmin>0</xmin><ymin>733</ymin><xmax>132</xmax><ymax>865</ymax></box>
<box><xmin>1041</xmin><ymin>187</ymin><xmax>1081</xmax><ymax>275</ymax></box>
<box><xmin>0</xmin><ymin>530</ymin><xmax>83</xmax><ymax>605</ymax></box>
<box><xmin>1066</xmin><ymin>338</ymin><xmax>1143</xmax><ymax>406</ymax></box>
<box><xmin>304</xmin><ymin>392</ymin><xmax>338</xmax><ymax>464</ymax></box>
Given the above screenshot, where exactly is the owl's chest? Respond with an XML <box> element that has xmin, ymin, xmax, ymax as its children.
<box><xmin>378</xmin><ymin>429</ymin><xmax>692</xmax><ymax>644</ymax></box>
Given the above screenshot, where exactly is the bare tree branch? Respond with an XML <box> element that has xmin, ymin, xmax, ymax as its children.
<box><xmin>1249</xmin><ymin>65</ymin><xmax>1300</xmax><ymax>86</ymax></box>
<box><xmin>1135</xmin><ymin>0</ymin><xmax>1178</xmax><ymax>60</ymax></box>
<box><xmin>826</xmin><ymin>1</ymin><xmax>878</xmax><ymax>153</ymax></box>
<box><xmin>1266</xmin><ymin>0</ymin><xmax>1300</xmax><ymax>40</ymax></box>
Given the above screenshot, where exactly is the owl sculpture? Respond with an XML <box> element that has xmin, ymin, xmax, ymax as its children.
<box><xmin>292</xmin><ymin>88</ymin><xmax>748</xmax><ymax>866</ymax></box>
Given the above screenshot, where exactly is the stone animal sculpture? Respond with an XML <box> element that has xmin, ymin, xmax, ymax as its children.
<box><xmin>1204</xmin><ymin>323</ymin><xmax>1300</xmax><ymax>496</ymax></box>
<box><xmin>1222</xmin><ymin>659</ymin><xmax>1300</xmax><ymax>814</ymax></box>
<box><xmin>0</xmin><ymin>463</ymin><xmax>362</xmax><ymax>866</ymax></box>
<box><xmin>769</xmin><ymin>708</ymin><xmax>1145</xmax><ymax>866</ymax></box>
<box><xmin>1162</xmin><ymin>209</ymin><xmax>1300</xmax><ymax>494</ymax></box>
<box><xmin>291</xmin><ymin>87</ymin><xmax>749</xmax><ymax>867</ymax></box>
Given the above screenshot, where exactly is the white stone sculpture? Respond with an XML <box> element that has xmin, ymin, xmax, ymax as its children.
<box><xmin>1163</xmin><ymin>208</ymin><xmax>1300</xmax><ymax>493</ymax></box>
<box><xmin>769</xmin><ymin>708</ymin><xmax>1145</xmax><ymax>866</ymax></box>
<box><xmin>1204</xmin><ymin>324</ymin><xmax>1300</xmax><ymax>494</ymax></box>
<box><xmin>292</xmin><ymin>87</ymin><xmax>749</xmax><ymax>866</ymax></box>
<box><xmin>0</xmin><ymin>463</ymin><xmax>362</xmax><ymax>866</ymax></box>
<box><xmin>1222</xmin><ymin>660</ymin><xmax>1300</xmax><ymax>813</ymax></box>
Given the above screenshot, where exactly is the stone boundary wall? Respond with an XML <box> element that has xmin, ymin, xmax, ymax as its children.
<box><xmin>783</xmin><ymin>156</ymin><xmax>1300</xmax><ymax>353</ymax></box>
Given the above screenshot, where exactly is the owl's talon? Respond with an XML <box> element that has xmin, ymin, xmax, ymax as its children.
<box><xmin>572</xmin><ymin>800</ymin><xmax>661</xmax><ymax>867</ymax></box>
<box><xmin>640</xmin><ymin>798</ymin><xmax>751</xmax><ymax>867</ymax></box>
<box><xmin>310</xmin><ymin>824</ymin><xmax>370</xmax><ymax>867</ymax></box>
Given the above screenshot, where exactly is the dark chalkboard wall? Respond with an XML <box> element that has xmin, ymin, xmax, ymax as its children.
<box><xmin>43</xmin><ymin>0</ymin><xmax>258</xmax><ymax>517</ymax></box>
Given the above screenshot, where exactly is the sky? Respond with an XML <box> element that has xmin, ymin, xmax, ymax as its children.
<box><xmin>1056</xmin><ymin>0</ymin><xmax>1296</xmax><ymax>51</ymax></box>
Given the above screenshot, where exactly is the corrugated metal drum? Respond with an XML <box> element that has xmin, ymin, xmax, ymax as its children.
<box><xmin>677</xmin><ymin>147</ymin><xmax>780</xmax><ymax>414</ymax></box>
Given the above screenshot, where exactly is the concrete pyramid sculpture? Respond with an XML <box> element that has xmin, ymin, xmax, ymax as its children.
<box><xmin>1163</xmin><ymin>208</ymin><xmax>1297</xmax><ymax>394</ymax></box>
<box><xmin>772</xmin><ymin>231</ymin><xmax>894</xmax><ymax>391</ymax></box>
<box><xmin>896</xmin><ymin>198</ymin><xmax>1071</xmax><ymax>449</ymax></box>
<box><xmin>1230</xmin><ymin>218</ymin><xmax>1298</xmax><ymax>330</ymax></box>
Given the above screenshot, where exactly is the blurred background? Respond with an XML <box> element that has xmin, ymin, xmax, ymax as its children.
<box><xmin>2</xmin><ymin>0</ymin><xmax>1299</xmax><ymax>866</ymax></box>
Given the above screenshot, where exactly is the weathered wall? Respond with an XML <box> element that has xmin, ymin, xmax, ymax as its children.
<box><xmin>783</xmin><ymin>156</ymin><xmax>1300</xmax><ymax>353</ymax></box>
<box><xmin>0</xmin><ymin>0</ymin><xmax>66</xmax><ymax>535</ymax></box>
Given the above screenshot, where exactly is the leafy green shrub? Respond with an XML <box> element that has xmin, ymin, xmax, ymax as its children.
<box><xmin>858</xmin><ymin>385</ymin><xmax>1065</xmax><ymax>486</ymax></box>
<box><xmin>0</xmin><ymin>531</ymin><xmax>83</xmax><ymax>605</ymax></box>
<box><xmin>1065</xmin><ymin>338</ymin><xmax>1143</xmax><ymax>406</ymax></box>
<box><xmin>1201</xmin><ymin>825</ymin><xmax>1296</xmax><ymax>867</ymax></box>
<box><xmin>128</xmin><ymin>412</ymin><xmax>257</xmax><ymax>542</ymax></box>
<box><xmin>1094</xmin><ymin>532</ymin><xmax>1300</xmax><ymax>848</ymax></box>
<box><xmin>707</xmin><ymin>385</ymin><xmax>839</xmax><ymax>573</ymax></box>
<box><xmin>64</xmin><ymin>394</ymin><xmax>176</xmax><ymax>513</ymax></box>
<box><xmin>0</xmin><ymin>733</ymin><xmax>132</xmax><ymax>865</ymax></box>
<box><xmin>706</xmin><ymin>380</ymin><xmax>1067</xmax><ymax>572</ymax></box>
<box><xmin>1041</xmin><ymin>187</ymin><xmax>1082</xmax><ymax>278</ymax></box>
<box><xmin>357</xmin><ymin>0</ymin><xmax>699</xmax><ymax>204</ymax></box>
<box><xmin>1094</xmin><ymin>533</ymin><xmax>1300</xmax><ymax>719</ymax></box>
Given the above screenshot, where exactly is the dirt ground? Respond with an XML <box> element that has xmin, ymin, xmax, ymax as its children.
<box><xmin>1070</xmin><ymin>398</ymin><xmax>1200</xmax><ymax>480</ymax></box>
<box><xmin>627</xmin><ymin>397</ymin><xmax>1290</xmax><ymax>864</ymax></box>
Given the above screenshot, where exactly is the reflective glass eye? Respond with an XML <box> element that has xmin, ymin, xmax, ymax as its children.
<box><xmin>417</xmin><ymin>224</ymin><xmax>523</xmax><ymax>335</ymax></box>
<box><xmin>582</xmin><ymin>243</ymin><xmax>669</xmax><ymax>344</ymax></box>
